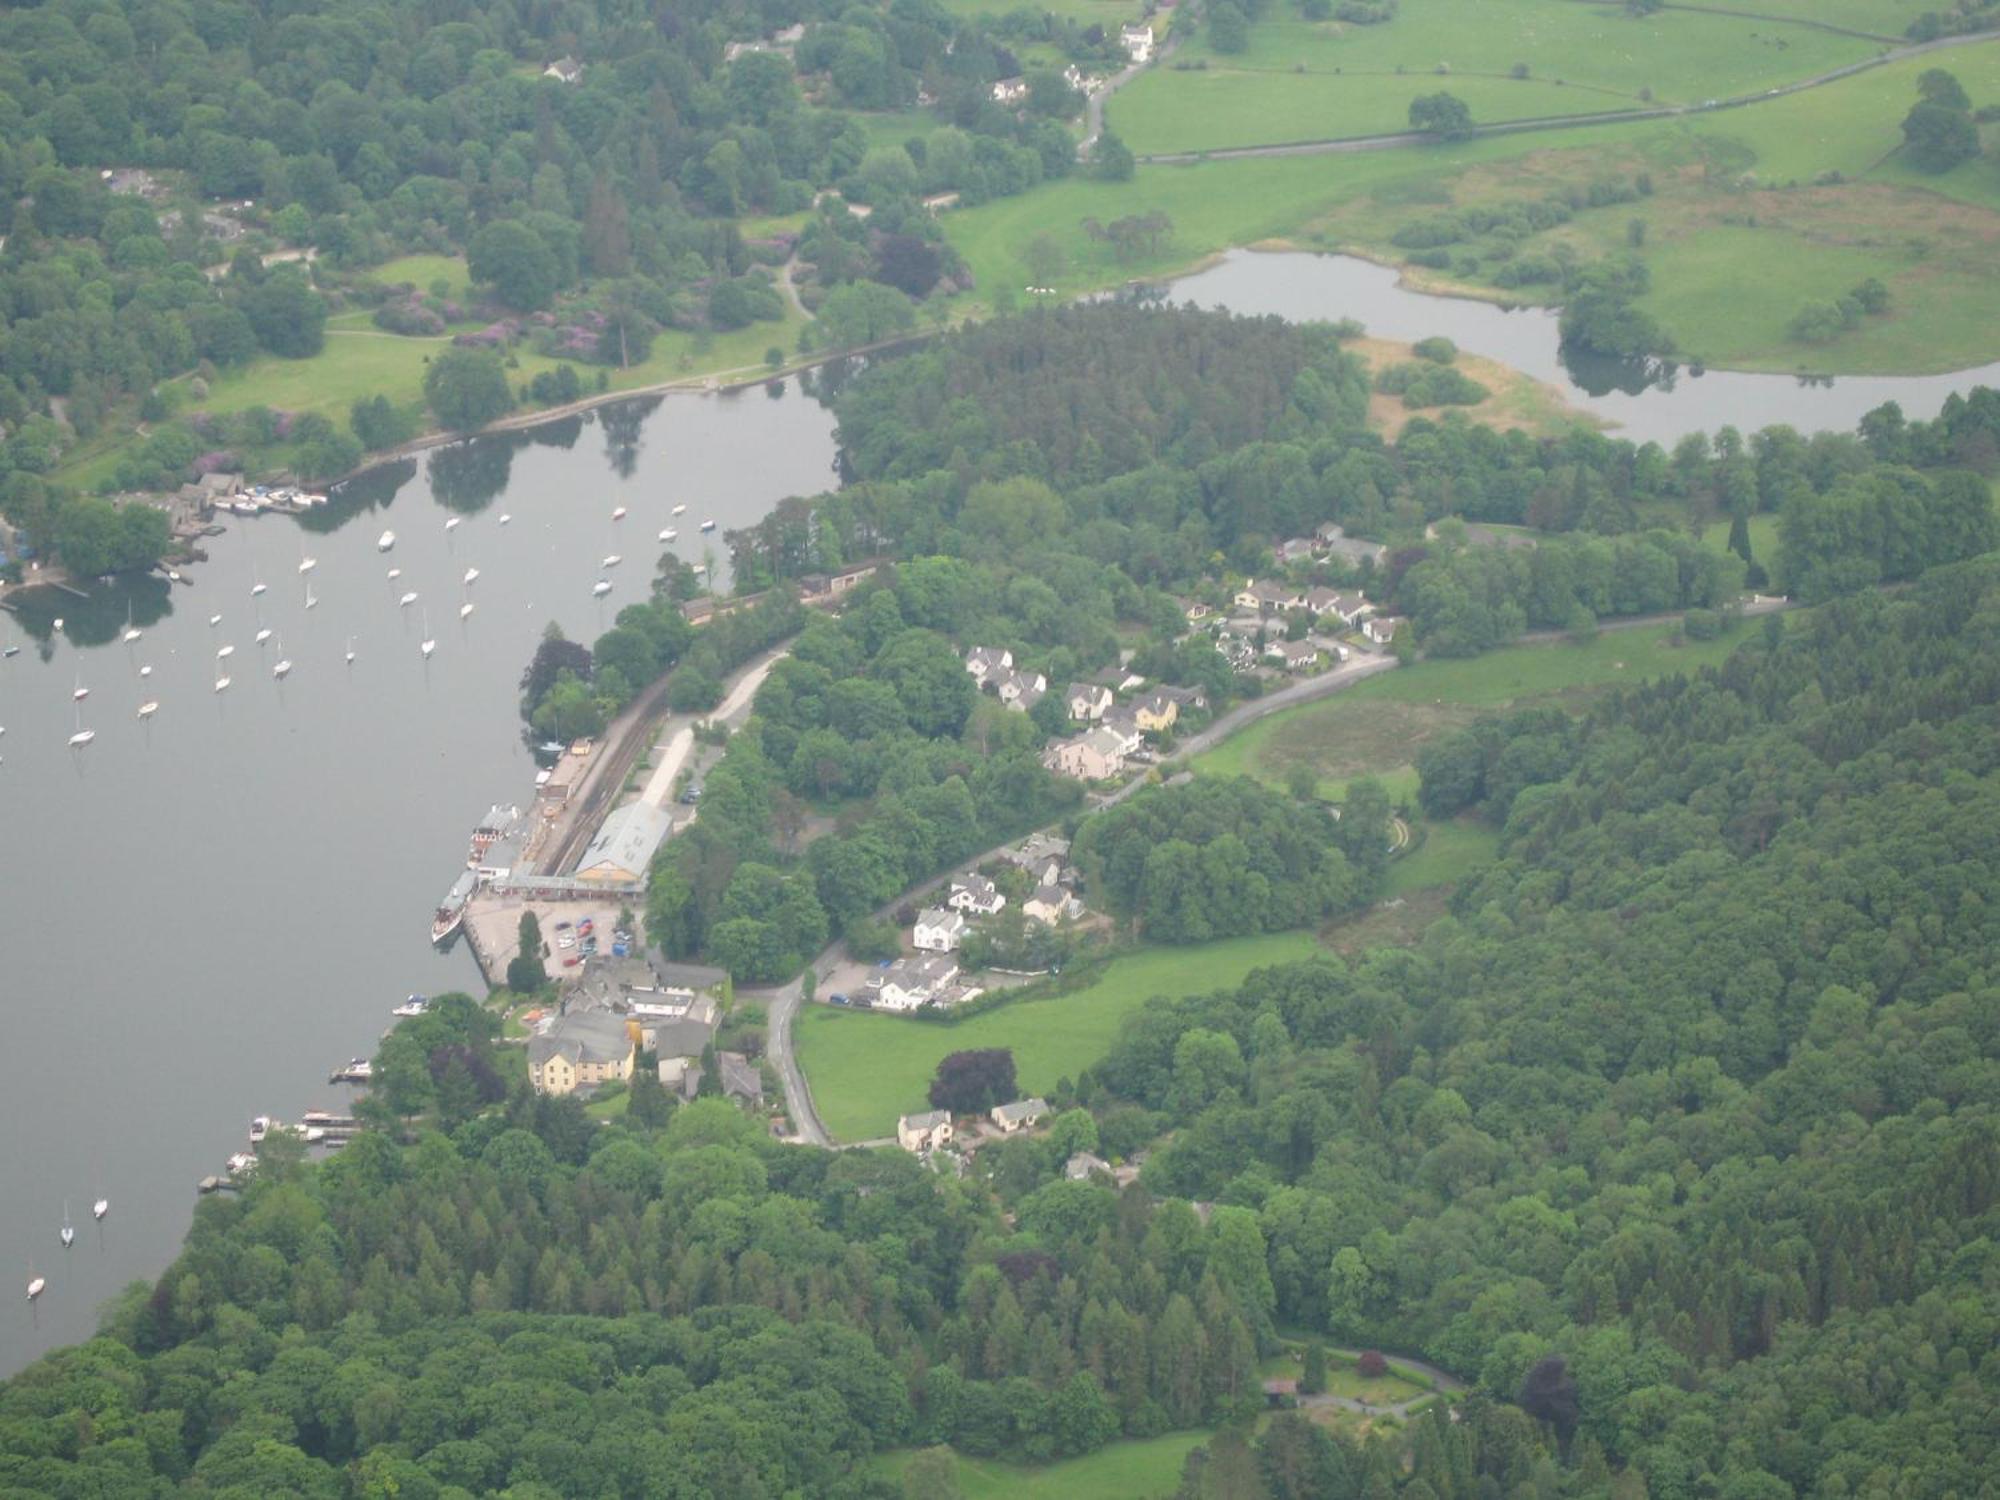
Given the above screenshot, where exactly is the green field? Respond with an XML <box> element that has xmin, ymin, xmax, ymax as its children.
<box><xmin>1110</xmin><ymin>0</ymin><xmax>1877</xmax><ymax>155</ymax></box>
<box><xmin>1383</xmin><ymin>817</ymin><xmax>1502</xmax><ymax>898</ymax></box>
<box><xmin>869</xmin><ymin>1431</ymin><xmax>1209</xmax><ymax>1500</ymax></box>
<box><xmin>368</xmin><ymin>253</ymin><xmax>471</xmax><ymax>296</ymax></box>
<box><xmin>1190</xmin><ymin>622</ymin><xmax>1748</xmax><ymax>803</ymax></box>
<box><xmin>798</xmin><ymin>933</ymin><xmax>1323</xmax><ymax>1141</ymax></box>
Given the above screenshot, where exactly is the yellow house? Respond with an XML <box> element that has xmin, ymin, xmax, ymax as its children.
<box><xmin>1128</xmin><ymin>691</ymin><xmax>1179</xmax><ymax>733</ymax></box>
<box><xmin>528</xmin><ymin>1011</ymin><xmax>639</xmax><ymax>1096</ymax></box>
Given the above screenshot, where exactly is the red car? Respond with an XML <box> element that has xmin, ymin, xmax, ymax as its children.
<box><xmin>562</xmin><ymin>955</ymin><xmax>581</xmax><ymax>968</ymax></box>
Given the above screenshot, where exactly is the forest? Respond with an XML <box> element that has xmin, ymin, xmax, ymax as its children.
<box><xmin>0</xmin><ymin>0</ymin><xmax>1124</xmax><ymax>573</ymax></box>
<box><xmin>9</xmin><ymin>559</ymin><xmax>1998</xmax><ymax>1498</ymax></box>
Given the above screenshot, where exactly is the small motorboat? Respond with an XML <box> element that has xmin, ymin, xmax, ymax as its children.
<box><xmin>68</xmin><ymin>727</ymin><xmax>95</xmax><ymax>748</ymax></box>
<box><xmin>444</xmin><ymin>516</ymin><xmax>462</xmax><ymax>532</ymax></box>
<box><xmin>251</xmin><ymin>580</ymin><xmax>267</xmax><ymax>597</ymax></box>
<box><xmin>255</xmin><ymin>627</ymin><xmax>273</xmax><ymax>645</ymax></box>
<box><xmin>72</xmin><ymin>678</ymin><xmax>89</xmax><ymax>702</ymax></box>
<box><xmin>209</xmin><ymin>613</ymin><xmax>222</xmax><ymax>626</ymax></box>
<box><xmin>393</xmin><ymin>995</ymin><xmax>430</xmax><ymax>1017</ymax></box>
<box><xmin>459</xmin><ymin>602</ymin><xmax>475</xmax><ymax>620</ymax></box>
<box><xmin>378</xmin><ymin>530</ymin><xmax>396</xmax><ymax>552</ymax></box>
<box><xmin>700</xmin><ymin>519</ymin><xmax>717</xmax><ymax>532</ymax></box>
<box><xmin>92</xmin><ymin>1199</ymin><xmax>108</xmax><ymax>1221</ymax></box>
<box><xmin>122</xmin><ymin>625</ymin><xmax>142</xmax><ymax>644</ymax></box>
<box><xmin>215</xmin><ymin>674</ymin><xmax>231</xmax><ymax>692</ymax></box>
<box><xmin>3</xmin><ymin>644</ymin><xmax>17</xmax><ymax>658</ymax></box>
<box><xmin>400</xmin><ymin>591</ymin><xmax>418</xmax><ymax>607</ymax></box>
<box><xmin>138</xmin><ymin>701</ymin><xmax>158</xmax><ymax>719</ymax></box>
<box><xmin>592</xmin><ymin>579</ymin><xmax>613</xmax><ymax>597</ymax></box>
<box><xmin>658</xmin><ymin>528</ymin><xmax>677</xmax><ymax>542</ymax></box>
<box><xmin>26</xmin><ymin>1276</ymin><xmax>43</xmax><ymax>1303</ymax></box>
<box><xmin>602</xmin><ymin>554</ymin><xmax>621</xmax><ymax>568</ymax></box>
<box><xmin>672</xmin><ymin>503</ymin><xmax>687</xmax><ymax>516</ymax></box>
<box><xmin>226</xmin><ymin>1152</ymin><xmax>255</xmax><ymax>1176</ymax></box>
<box><xmin>272</xmin><ymin>656</ymin><xmax>292</xmax><ymax>680</ymax></box>
<box><xmin>297</xmin><ymin>556</ymin><xmax>317</xmax><ymax>574</ymax></box>
<box><xmin>612</xmin><ymin>505</ymin><xmax>628</xmax><ymax>520</ymax></box>
<box><xmin>216</xmin><ymin>644</ymin><xmax>234</xmax><ymax>659</ymax></box>
<box><xmin>139</xmin><ymin>665</ymin><xmax>153</xmax><ymax>678</ymax></box>
<box><xmin>463</xmin><ymin>567</ymin><xmax>480</xmax><ymax>585</ymax></box>
<box><xmin>499</xmin><ymin>513</ymin><xmax>512</xmax><ymax>525</ymax></box>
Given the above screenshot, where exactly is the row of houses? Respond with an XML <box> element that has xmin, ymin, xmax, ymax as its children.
<box><xmin>896</xmin><ymin>1095</ymin><xmax>1050</xmax><ymax>1153</ymax></box>
<box><xmin>1041</xmin><ymin>682</ymin><xmax>1204</xmax><ymax>783</ymax></box>
<box><xmin>526</xmin><ymin>961</ymin><xmax>765</xmax><ymax>1105</ymax></box>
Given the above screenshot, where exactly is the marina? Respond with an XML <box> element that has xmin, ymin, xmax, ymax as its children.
<box><xmin>0</xmin><ymin>382</ymin><xmax>841</xmax><ymax>1371</ymax></box>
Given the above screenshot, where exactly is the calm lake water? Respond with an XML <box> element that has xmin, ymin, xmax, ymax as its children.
<box><xmin>0</xmin><ymin>382</ymin><xmax>836</xmax><ymax>1374</ymax></box>
<box><xmin>1166</xmin><ymin>250</ymin><xmax>2000</xmax><ymax>444</ymax></box>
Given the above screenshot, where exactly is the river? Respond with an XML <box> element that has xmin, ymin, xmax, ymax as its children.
<box><xmin>0</xmin><ymin>382</ymin><xmax>836</xmax><ymax>1374</ymax></box>
<box><xmin>1166</xmin><ymin>250</ymin><xmax>2000</xmax><ymax>443</ymax></box>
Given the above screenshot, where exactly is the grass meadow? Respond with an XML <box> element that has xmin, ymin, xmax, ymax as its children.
<box><xmin>796</xmin><ymin>932</ymin><xmax>1324</xmax><ymax>1142</ymax></box>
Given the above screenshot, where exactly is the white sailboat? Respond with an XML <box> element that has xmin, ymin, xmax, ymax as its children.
<box><xmin>305</xmin><ymin>585</ymin><xmax>318</xmax><ymax>610</ymax></box>
<box><xmin>378</xmin><ymin>529</ymin><xmax>396</xmax><ymax>552</ymax></box>
<box><xmin>420</xmin><ymin>610</ymin><xmax>436</xmax><ymax>659</ymax></box>
<box><xmin>214</xmin><ymin>673</ymin><xmax>231</xmax><ymax>693</ymax></box>
<box><xmin>387</xmin><ymin>566</ymin><xmax>402</xmax><ymax>582</ymax></box>
<box><xmin>92</xmin><ymin>1198</ymin><xmax>108</xmax><ymax>1222</ymax></box>
<box><xmin>67</xmin><ymin>712</ymin><xmax>95</xmax><ymax>750</ymax></box>
<box><xmin>592</xmin><ymin>578</ymin><xmax>613</xmax><ymax>597</ymax></box>
<box><xmin>60</xmin><ymin>1203</ymin><xmax>74</xmax><ymax>1250</ymax></box>
<box><xmin>463</xmin><ymin>566</ymin><xmax>480</xmax><ymax>585</ymax></box>
<box><xmin>138</xmin><ymin>700</ymin><xmax>158</xmax><ymax>719</ymax></box>
<box><xmin>672</xmin><ymin>503</ymin><xmax>687</xmax><ymax>516</ymax></box>
<box><xmin>255</xmin><ymin>627</ymin><xmax>273</xmax><ymax>646</ymax></box>
<box><xmin>658</xmin><ymin>528</ymin><xmax>678</xmax><ymax>542</ymax></box>
<box><xmin>72</xmin><ymin>674</ymin><xmax>88</xmax><ymax>703</ymax></box>
<box><xmin>700</xmin><ymin>518</ymin><xmax>717</xmax><ymax>532</ymax></box>
<box><xmin>499</xmin><ymin>513</ymin><xmax>512</xmax><ymax>525</ymax></box>
<box><xmin>345</xmin><ymin>637</ymin><xmax>356</xmax><ymax>665</ymax></box>
<box><xmin>612</xmin><ymin>505</ymin><xmax>628</xmax><ymax>521</ymax></box>
<box><xmin>216</xmin><ymin>643</ymin><xmax>234</xmax><ymax>659</ymax></box>
<box><xmin>459</xmin><ymin>601</ymin><xmax>475</xmax><ymax>620</ymax></box>
<box><xmin>399</xmin><ymin>591</ymin><xmax>419</xmax><ymax>608</ymax></box>
<box><xmin>121</xmin><ymin>602</ymin><xmax>142</xmax><ymax>644</ymax></box>
<box><xmin>26</xmin><ymin>1270</ymin><xmax>43</xmax><ymax>1303</ymax></box>
<box><xmin>251</xmin><ymin>567</ymin><xmax>267</xmax><ymax>597</ymax></box>
<box><xmin>139</xmin><ymin>665</ymin><xmax>153</xmax><ymax>678</ymax></box>
<box><xmin>602</xmin><ymin>554</ymin><xmax>621</xmax><ymax>568</ymax></box>
<box><xmin>272</xmin><ymin>635</ymin><xmax>292</xmax><ymax>679</ymax></box>
<box><xmin>297</xmin><ymin>553</ymin><xmax>317</xmax><ymax>575</ymax></box>
<box><xmin>3</xmin><ymin>619</ymin><xmax>18</xmax><ymax>657</ymax></box>
<box><xmin>209</xmin><ymin>612</ymin><xmax>222</xmax><ymax>627</ymax></box>
<box><xmin>444</xmin><ymin>516</ymin><xmax>462</xmax><ymax>532</ymax></box>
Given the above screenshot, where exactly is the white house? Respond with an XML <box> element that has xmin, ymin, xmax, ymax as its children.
<box><xmin>997</xmin><ymin>669</ymin><xmax>1047</xmax><ymax>711</ymax></box>
<box><xmin>991</xmin><ymin>76</ymin><xmax>1028</xmax><ymax>104</ymax></box>
<box><xmin>948</xmin><ymin>875</ymin><xmax>1006</xmax><ymax>916</ymax></box>
<box><xmin>869</xmin><ymin>954</ymin><xmax>960</xmax><ymax>1010</ymax></box>
<box><xmin>898</xmin><ymin>1110</ymin><xmax>954</xmax><ymax>1152</ymax></box>
<box><xmin>543</xmin><ymin>56</ymin><xmax>583</xmax><ymax>83</ymax></box>
<box><xmin>1097</xmin><ymin>714</ymin><xmax>1146</xmax><ymax>757</ymax></box>
<box><xmin>913</xmin><ymin>906</ymin><xmax>967</xmax><ymax>953</ymax></box>
<box><xmin>1265</xmin><ymin>639</ymin><xmax>1320</xmax><ymax>672</ymax></box>
<box><xmin>965</xmin><ymin>646</ymin><xmax>1013</xmax><ymax>684</ymax></box>
<box><xmin>1065</xmin><ymin>682</ymin><xmax>1114</xmax><ymax>721</ymax></box>
<box><xmin>1120</xmin><ymin>22</ymin><xmax>1154</xmax><ymax>62</ymax></box>
<box><xmin>1236</xmin><ymin>580</ymin><xmax>1305</xmax><ymax>613</ymax></box>
<box><xmin>991</xmin><ymin>1097</ymin><xmax>1050</xmax><ymax>1133</ymax></box>
<box><xmin>1364</xmin><ymin>615</ymin><xmax>1406</xmax><ymax>646</ymax></box>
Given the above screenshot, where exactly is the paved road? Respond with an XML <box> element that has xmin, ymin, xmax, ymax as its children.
<box><xmin>1136</xmin><ymin>30</ymin><xmax>1993</xmax><ymax>165</ymax></box>
<box><xmin>1080</xmin><ymin>13</ymin><xmax>1192</xmax><ymax>155</ymax></box>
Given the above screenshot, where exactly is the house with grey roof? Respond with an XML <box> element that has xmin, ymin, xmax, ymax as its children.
<box><xmin>528</xmin><ymin>1010</ymin><xmax>637</xmax><ymax>1096</ymax></box>
<box><xmin>990</xmin><ymin>1097</ymin><xmax>1049</xmax><ymax>1133</ymax></box>
<box><xmin>948</xmin><ymin>874</ymin><xmax>1005</xmax><ymax>916</ymax></box>
<box><xmin>964</xmin><ymin>646</ymin><xmax>1013</xmax><ymax>685</ymax></box>
<box><xmin>1065</xmin><ymin>1151</ymin><xmax>1112</xmax><ymax>1181</ymax></box>
<box><xmin>898</xmin><ymin>1110</ymin><xmax>954</xmax><ymax>1152</ymax></box>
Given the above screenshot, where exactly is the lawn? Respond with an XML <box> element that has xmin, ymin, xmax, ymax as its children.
<box><xmin>1189</xmin><ymin>622</ymin><xmax>1749</xmax><ymax>801</ymax></box>
<box><xmin>1383</xmin><ymin>817</ymin><xmax>1502</xmax><ymax>898</ymax></box>
<box><xmin>929</xmin><ymin>0</ymin><xmax>1141</xmax><ymax>22</ymax></box>
<box><xmin>869</xmin><ymin>1431</ymin><xmax>1208</xmax><ymax>1500</ymax></box>
<box><xmin>369</xmin><ymin>253</ymin><xmax>471</xmax><ymax>297</ymax></box>
<box><xmin>1110</xmin><ymin>0</ymin><xmax>1876</xmax><ymax>154</ymax></box>
<box><xmin>797</xmin><ymin>932</ymin><xmax>1324</xmax><ymax>1142</ymax></box>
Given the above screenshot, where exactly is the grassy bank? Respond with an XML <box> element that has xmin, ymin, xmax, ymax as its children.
<box><xmin>797</xmin><ymin>932</ymin><xmax>1322</xmax><ymax>1141</ymax></box>
<box><xmin>868</xmin><ymin>1430</ymin><xmax>1210</xmax><ymax>1500</ymax></box>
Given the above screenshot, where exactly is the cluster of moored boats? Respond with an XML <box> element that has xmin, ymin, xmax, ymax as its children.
<box><xmin>24</xmin><ymin>1197</ymin><xmax>109</xmax><ymax>1305</ymax></box>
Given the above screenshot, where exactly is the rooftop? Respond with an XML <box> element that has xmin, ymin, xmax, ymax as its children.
<box><xmin>576</xmin><ymin>801</ymin><xmax>672</xmax><ymax>880</ymax></box>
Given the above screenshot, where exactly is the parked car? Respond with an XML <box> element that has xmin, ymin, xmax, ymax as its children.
<box><xmin>557</xmin><ymin>935</ymin><xmax>575</xmax><ymax>950</ymax></box>
<box><xmin>562</xmin><ymin>955</ymin><xmax>581</xmax><ymax>968</ymax></box>
<box><xmin>554</xmin><ymin>920</ymin><xmax>573</xmax><ymax>931</ymax></box>
<box><xmin>680</xmin><ymin>784</ymin><xmax>702</xmax><ymax>804</ymax></box>
<box><xmin>828</xmin><ymin>993</ymin><xmax>850</xmax><ymax>1006</ymax></box>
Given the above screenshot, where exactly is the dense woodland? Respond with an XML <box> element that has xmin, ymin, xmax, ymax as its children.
<box><xmin>11</xmin><ymin>556</ymin><xmax>1999</xmax><ymax>1499</ymax></box>
<box><xmin>0</xmin><ymin>0</ymin><xmax>1118</xmax><ymax>570</ymax></box>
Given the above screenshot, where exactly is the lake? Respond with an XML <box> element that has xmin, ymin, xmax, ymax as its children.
<box><xmin>0</xmin><ymin>382</ymin><xmax>837</xmax><ymax>1373</ymax></box>
<box><xmin>1165</xmin><ymin>250</ymin><xmax>2000</xmax><ymax>443</ymax></box>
